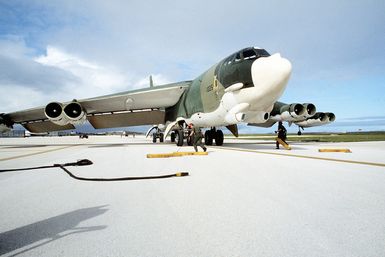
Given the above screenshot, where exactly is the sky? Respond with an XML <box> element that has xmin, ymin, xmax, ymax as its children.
<box><xmin>0</xmin><ymin>0</ymin><xmax>384</xmax><ymax>133</ymax></box>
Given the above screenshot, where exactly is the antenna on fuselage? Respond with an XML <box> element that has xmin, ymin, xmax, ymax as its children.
<box><xmin>149</xmin><ymin>75</ymin><xmax>154</xmax><ymax>87</ymax></box>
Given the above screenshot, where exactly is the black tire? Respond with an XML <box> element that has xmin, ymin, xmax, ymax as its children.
<box><xmin>297</xmin><ymin>131</ymin><xmax>302</xmax><ymax>136</ymax></box>
<box><xmin>205</xmin><ymin>130</ymin><xmax>213</xmax><ymax>145</ymax></box>
<box><xmin>159</xmin><ymin>133</ymin><xmax>164</xmax><ymax>142</ymax></box>
<box><xmin>152</xmin><ymin>133</ymin><xmax>157</xmax><ymax>143</ymax></box>
<box><xmin>175</xmin><ymin>129</ymin><xmax>184</xmax><ymax>146</ymax></box>
<box><xmin>215</xmin><ymin>130</ymin><xmax>224</xmax><ymax>146</ymax></box>
<box><xmin>170</xmin><ymin>132</ymin><xmax>176</xmax><ymax>142</ymax></box>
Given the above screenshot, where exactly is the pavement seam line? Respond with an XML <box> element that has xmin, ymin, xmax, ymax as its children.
<box><xmin>213</xmin><ymin>146</ymin><xmax>385</xmax><ymax>167</ymax></box>
<box><xmin>0</xmin><ymin>145</ymin><xmax>79</xmax><ymax>162</ymax></box>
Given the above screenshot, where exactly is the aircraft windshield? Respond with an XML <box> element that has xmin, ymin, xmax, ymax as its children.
<box><xmin>255</xmin><ymin>49</ymin><xmax>270</xmax><ymax>57</ymax></box>
<box><xmin>243</xmin><ymin>48</ymin><xmax>270</xmax><ymax>60</ymax></box>
<box><xmin>221</xmin><ymin>48</ymin><xmax>272</xmax><ymax>67</ymax></box>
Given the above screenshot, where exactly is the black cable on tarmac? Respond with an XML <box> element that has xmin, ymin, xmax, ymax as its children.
<box><xmin>0</xmin><ymin>159</ymin><xmax>189</xmax><ymax>181</ymax></box>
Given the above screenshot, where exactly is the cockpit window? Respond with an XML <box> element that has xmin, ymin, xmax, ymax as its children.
<box><xmin>235</xmin><ymin>52</ymin><xmax>241</xmax><ymax>62</ymax></box>
<box><xmin>223</xmin><ymin>55</ymin><xmax>234</xmax><ymax>66</ymax></box>
<box><xmin>243</xmin><ymin>49</ymin><xmax>257</xmax><ymax>60</ymax></box>
<box><xmin>255</xmin><ymin>49</ymin><xmax>270</xmax><ymax>57</ymax></box>
<box><xmin>221</xmin><ymin>48</ymin><xmax>271</xmax><ymax>66</ymax></box>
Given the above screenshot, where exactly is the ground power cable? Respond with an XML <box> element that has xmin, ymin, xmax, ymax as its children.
<box><xmin>0</xmin><ymin>159</ymin><xmax>189</xmax><ymax>181</ymax></box>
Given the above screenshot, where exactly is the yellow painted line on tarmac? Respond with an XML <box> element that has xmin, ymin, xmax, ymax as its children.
<box><xmin>147</xmin><ymin>151</ymin><xmax>208</xmax><ymax>158</ymax></box>
<box><xmin>213</xmin><ymin>146</ymin><xmax>385</xmax><ymax>168</ymax></box>
<box><xmin>0</xmin><ymin>145</ymin><xmax>78</xmax><ymax>162</ymax></box>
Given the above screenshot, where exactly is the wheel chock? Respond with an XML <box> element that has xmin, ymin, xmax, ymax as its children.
<box><xmin>173</xmin><ymin>152</ymin><xmax>208</xmax><ymax>156</ymax></box>
<box><xmin>146</xmin><ymin>152</ymin><xmax>208</xmax><ymax>158</ymax></box>
<box><xmin>318</xmin><ymin>149</ymin><xmax>352</xmax><ymax>153</ymax></box>
<box><xmin>276</xmin><ymin>138</ymin><xmax>291</xmax><ymax>150</ymax></box>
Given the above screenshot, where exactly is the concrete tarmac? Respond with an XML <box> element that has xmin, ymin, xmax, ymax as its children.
<box><xmin>0</xmin><ymin>135</ymin><xmax>384</xmax><ymax>257</ymax></box>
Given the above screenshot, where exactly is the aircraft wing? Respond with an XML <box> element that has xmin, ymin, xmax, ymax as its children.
<box><xmin>3</xmin><ymin>81</ymin><xmax>191</xmax><ymax>133</ymax></box>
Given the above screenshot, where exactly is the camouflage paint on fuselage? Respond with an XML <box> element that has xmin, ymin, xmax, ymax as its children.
<box><xmin>167</xmin><ymin>63</ymin><xmax>223</xmax><ymax>120</ymax></box>
<box><xmin>165</xmin><ymin>47</ymin><xmax>271</xmax><ymax>122</ymax></box>
<box><xmin>199</xmin><ymin>65</ymin><xmax>225</xmax><ymax>113</ymax></box>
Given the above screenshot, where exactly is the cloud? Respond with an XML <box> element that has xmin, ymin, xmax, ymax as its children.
<box><xmin>0</xmin><ymin>51</ymin><xmax>79</xmax><ymax>92</ymax></box>
<box><xmin>0</xmin><ymin>85</ymin><xmax>47</xmax><ymax>113</ymax></box>
<box><xmin>0</xmin><ymin>38</ymin><xmax>170</xmax><ymax>113</ymax></box>
<box><xmin>35</xmin><ymin>46</ymin><xmax>131</xmax><ymax>94</ymax></box>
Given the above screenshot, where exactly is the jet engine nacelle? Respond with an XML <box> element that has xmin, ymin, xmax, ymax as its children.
<box><xmin>45</xmin><ymin>101</ymin><xmax>86</xmax><ymax>126</ymax></box>
<box><xmin>63</xmin><ymin>101</ymin><xmax>87</xmax><ymax>124</ymax></box>
<box><xmin>294</xmin><ymin>112</ymin><xmax>331</xmax><ymax>127</ymax></box>
<box><xmin>325</xmin><ymin>112</ymin><xmax>336</xmax><ymax>122</ymax></box>
<box><xmin>302</xmin><ymin>103</ymin><xmax>316</xmax><ymax>118</ymax></box>
<box><xmin>44</xmin><ymin>102</ymin><xmax>68</xmax><ymax>126</ymax></box>
<box><xmin>0</xmin><ymin>115</ymin><xmax>13</xmax><ymax>133</ymax></box>
<box><xmin>270</xmin><ymin>103</ymin><xmax>305</xmax><ymax>122</ymax></box>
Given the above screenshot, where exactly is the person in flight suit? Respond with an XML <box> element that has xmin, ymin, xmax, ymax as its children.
<box><xmin>189</xmin><ymin>123</ymin><xmax>207</xmax><ymax>152</ymax></box>
<box><xmin>276</xmin><ymin>121</ymin><xmax>287</xmax><ymax>149</ymax></box>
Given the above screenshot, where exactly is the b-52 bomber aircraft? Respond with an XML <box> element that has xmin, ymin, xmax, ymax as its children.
<box><xmin>0</xmin><ymin>47</ymin><xmax>335</xmax><ymax>145</ymax></box>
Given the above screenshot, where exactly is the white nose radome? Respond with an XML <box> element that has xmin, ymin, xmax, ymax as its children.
<box><xmin>251</xmin><ymin>53</ymin><xmax>292</xmax><ymax>102</ymax></box>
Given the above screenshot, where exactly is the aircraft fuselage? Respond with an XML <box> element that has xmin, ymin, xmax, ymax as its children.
<box><xmin>166</xmin><ymin>47</ymin><xmax>292</xmax><ymax>127</ymax></box>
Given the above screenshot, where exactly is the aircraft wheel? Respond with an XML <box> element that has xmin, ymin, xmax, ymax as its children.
<box><xmin>175</xmin><ymin>129</ymin><xmax>184</xmax><ymax>146</ymax></box>
<box><xmin>215</xmin><ymin>130</ymin><xmax>224</xmax><ymax>146</ymax></box>
<box><xmin>152</xmin><ymin>133</ymin><xmax>157</xmax><ymax>143</ymax></box>
<box><xmin>297</xmin><ymin>131</ymin><xmax>302</xmax><ymax>136</ymax></box>
<box><xmin>170</xmin><ymin>132</ymin><xmax>176</xmax><ymax>142</ymax></box>
<box><xmin>187</xmin><ymin>135</ymin><xmax>194</xmax><ymax>146</ymax></box>
<box><xmin>159</xmin><ymin>133</ymin><xmax>164</xmax><ymax>142</ymax></box>
<box><xmin>205</xmin><ymin>130</ymin><xmax>213</xmax><ymax>145</ymax></box>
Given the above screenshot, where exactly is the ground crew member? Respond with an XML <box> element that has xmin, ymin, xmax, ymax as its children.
<box><xmin>189</xmin><ymin>123</ymin><xmax>207</xmax><ymax>152</ymax></box>
<box><xmin>276</xmin><ymin>121</ymin><xmax>287</xmax><ymax>149</ymax></box>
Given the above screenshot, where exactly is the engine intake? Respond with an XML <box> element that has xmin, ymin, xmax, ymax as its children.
<box><xmin>312</xmin><ymin>112</ymin><xmax>328</xmax><ymax>122</ymax></box>
<box><xmin>279</xmin><ymin>103</ymin><xmax>305</xmax><ymax>120</ymax></box>
<box><xmin>325</xmin><ymin>112</ymin><xmax>336</xmax><ymax>122</ymax></box>
<box><xmin>45</xmin><ymin>102</ymin><xmax>69</xmax><ymax>126</ymax></box>
<box><xmin>45</xmin><ymin>102</ymin><xmax>62</xmax><ymax>119</ymax></box>
<box><xmin>294</xmin><ymin>112</ymin><xmax>331</xmax><ymax>127</ymax></box>
<box><xmin>302</xmin><ymin>103</ymin><xmax>316</xmax><ymax>117</ymax></box>
<box><xmin>45</xmin><ymin>101</ymin><xmax>87</xmax><ymax>126</ymax></box>
<box><xmin>63</xmin><ymin>102</ymin><xmax>86</xmax><ymax>124</ymax></box>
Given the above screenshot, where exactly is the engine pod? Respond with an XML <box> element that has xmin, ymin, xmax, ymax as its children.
<box><xmin>63</xmin><ymin>102</ymin><xmax>87</xmax><ymax>124</ymax></box>
<box><xmin>44</xmin><ymin>102</ymin><xmax>69</xmax><ymax>126</ymax></box>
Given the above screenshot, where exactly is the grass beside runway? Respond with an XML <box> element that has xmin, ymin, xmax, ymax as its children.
<box><xmin>225</xmin><ymin>131</ymin><xmax>385</xmax><ymax>142</ymax></box>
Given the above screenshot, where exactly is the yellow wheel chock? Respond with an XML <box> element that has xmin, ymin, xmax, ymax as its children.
<box><xmin>276</xmin><ymin>138</ymin><xmax>291</xmax><ymax>150</ymax></box>
<box><xmin>318</xmin><ymin>149</ymin><xmax>351</xmax><ymax>153</ymax></box>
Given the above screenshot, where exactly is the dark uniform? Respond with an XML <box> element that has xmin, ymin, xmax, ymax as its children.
<box><xmin>190</xmin><ymin>124</ymin><xmax>207</xmax><ymax>152</ymax></box>
<box><xmin>276</xmin><ymin>121</ymin><xmax>287</xmax><ymax>149</ymax></box>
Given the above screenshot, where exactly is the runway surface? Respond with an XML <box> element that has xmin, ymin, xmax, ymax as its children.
<box><xmin>1</xmin><ymin>135</ymin><xmax>384</xmax><ymax>257</ymax></box>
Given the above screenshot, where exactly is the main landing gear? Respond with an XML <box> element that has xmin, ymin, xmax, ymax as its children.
<box><xmin>152</xmin><ymin>129</ymin><xmax>164</xmax><ymax>143</ymax></box>
<box><xmin>171</xmin><ymin>126</ymin><xmax>224</xmax><ymax>146</ymax></box>
<box><xmin>172</xmin><ymin>124</ymin><xmax>194</xmax><ymax>147</ymax></box>
<box><xmin>204</xmin><ymin>128</ymin><xmax>224</xmax><ymax>146</ymax></box>
<box><xmin>173</xmin><ymin>129</ymin><xmax>185</xmax><ymax>147</ymax></box>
